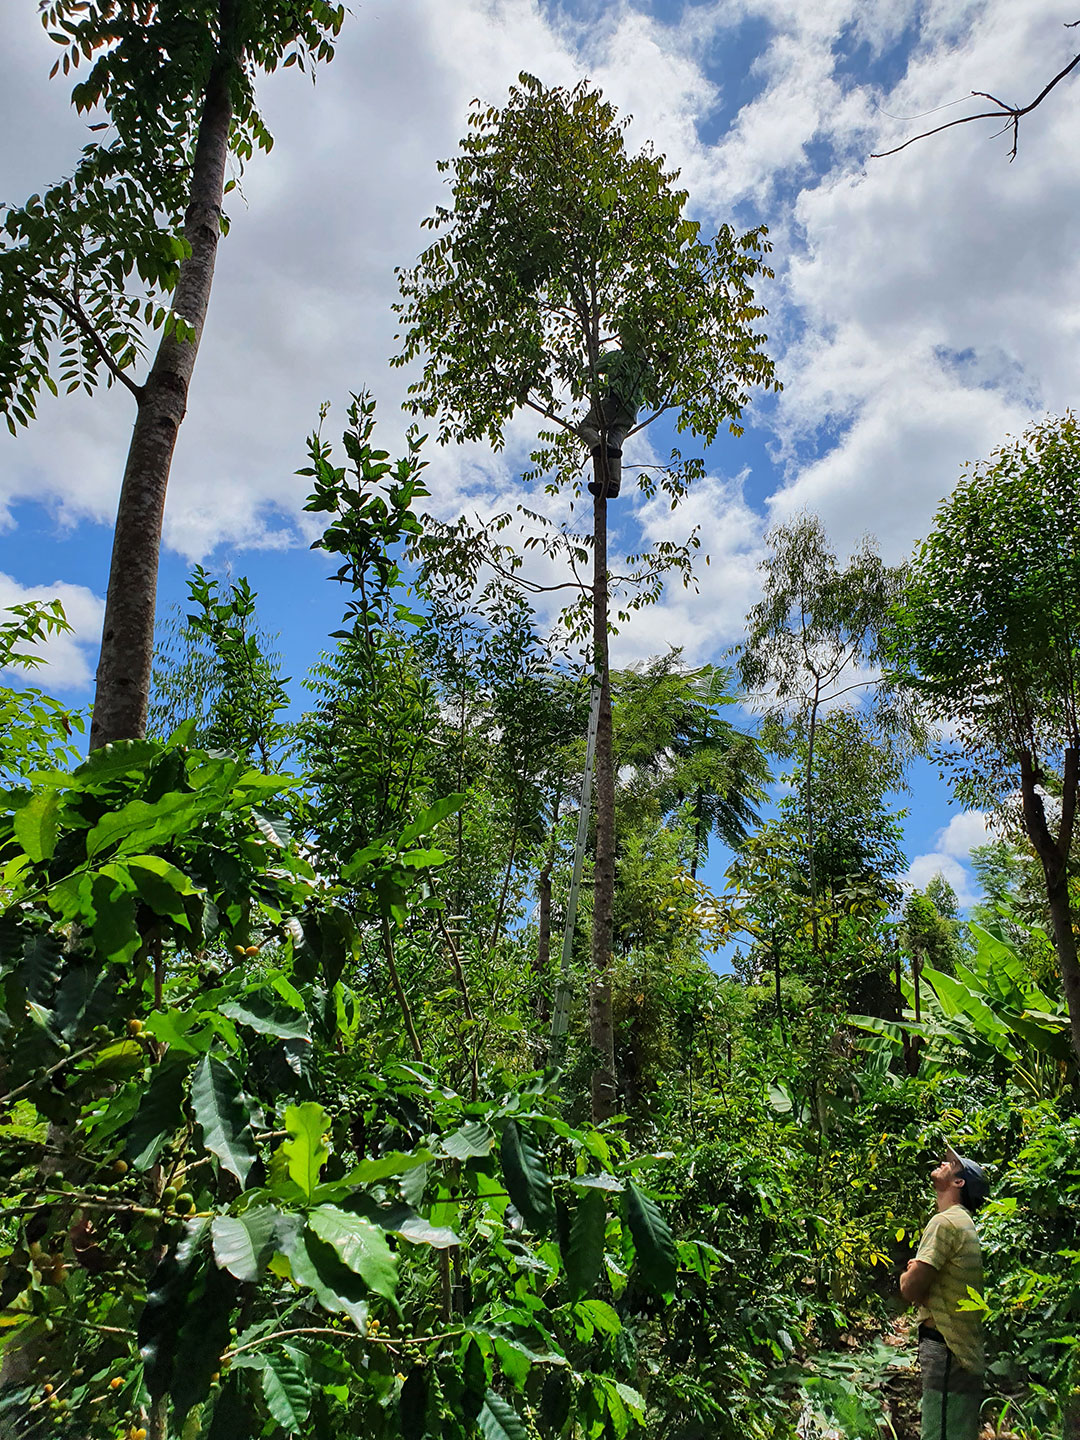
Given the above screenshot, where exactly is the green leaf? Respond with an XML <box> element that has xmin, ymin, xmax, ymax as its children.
<box><xmin>90</xmin><ymin>872</ymin><xmax>140</xmax><ymax>965</ymax></box>
<box><xmin>478</xmin><ymin>1391</ymin><xmax>529</xmax><ymax>1440</ymax></box>
<box><xmin>219</xmin><ymin>991</ymin><xmax>311</xmax><ymax>1042</ymax></box>
<box><xmin>308</xmin><ymin>1205</ymin><xmax>398</xmax><ymax>1298</ymax></box>
<box><xmin>625</xmin><ymin>1179</ymin><xmax>677</xmax><ymax>1295</ymax></box>
<box><xmin>191</xmin><ymin>1055</ymin><xmax>257</xmax><ymax>1185</ymax></box>
<box><xmin>397</xmin><ymin>792</ymin><xmax>466</xmax><ymax>847</ymax></box>
<box><xmin>234</xmin><ymin>1350</ymin><xmax>311</xmax><ymax>1433</ymax></box>
<box><xmin>345</xmin><ymin>1148</ymin><xmax>434</xmax><ymax>1182</ymax></box>
<box><xmin>281</xmin><ymin>1101</ymin><xmax>329</xmax><ymax>1198</ymax></box>
<box><xmin>126</xmin><ymin>1054</ymin><xmax>190</xmax><ymax>1170</ymax></box>
<box><xmin>442</xmin><ymin>1121</ymin><xmax>494</xmax><ymax>1160</ymax></box>
<box><xmin>564</xmin><ymin>1188</ymin><xmax>606</xmax><ymax>1298</ymax></box>
<box><xmin>85</xmin><ymin>791</ymin><xmax>209</xmax><ymax>859</ymax></box>
<box><xmin>127</xmin><ymin>854</ymin><xmax>198</xmax><ymax>926</ymax></box>
<box><xmin>500</xmin><ymin>1120</ymin><xmax>553</xmax><ymax>1233</ymax></box>
<box><xmin>73</xmin><ymin>740</ymin><xmax>157</xmax><ymax>782</ymax></box>
<box><xmin>574</xmin><ymin>1298</ymin><xmax>622</xmax><ymax>1336</ymax></box>
<box><xmin>13</xmin><ymin>788</ymin><xmax>59</xmax><ymax>862</ymax></box>
<box><xmin>282</xmin><ymin>1227</ymin><xmax>368</xmax><ymax>1330</ymax></box>
<box><xmin>569</xmin><ymin>1172</ymin><xmax>623</xmax><ymax>1193</ymax></box>
<box><xmin>211</xmin><ymin>1207</ymin><xmax>282</xmax><ymax>1283</ymax></box>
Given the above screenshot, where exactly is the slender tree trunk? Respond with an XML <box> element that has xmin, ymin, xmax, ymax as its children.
<box><xmin>806</xmin><ymin>688</ymin><xmax>820</xmax><ymax>951</ymax></box>
<box><xmin>1019</xmin><ymin>750</ymin><xmax>1080</xmax><ymax>1065</ymax></box>
<box><xmin>89</xmin><ymin>17</ymin><xmax>235</xmax><ymax>749</ymax></box>
<box><xmin>534</xmin><ymin>791</ymin><xmax>561</xmax><ymax>1019</ymax></box>
<box><xmin>1041</xmin><ymin>864</ymin><xmax>1080</xmax><ymax>1064</ymax></box>
<box><xmin>590</xmin><ymin>469</ymin><xmax>617</xmax><ymax>1122</ymax></box>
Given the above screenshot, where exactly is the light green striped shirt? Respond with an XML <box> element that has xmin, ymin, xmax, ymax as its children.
<box><xmin>916</xmin><ymin>1204</ymin><xmax>984</xmax><ymax>1374</ymax></box>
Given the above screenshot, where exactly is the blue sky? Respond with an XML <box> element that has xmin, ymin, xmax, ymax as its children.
<box><xmin>3</xmin><ymin>0</ymin><xmax>1078</xmax><ymax>913</ymax></box>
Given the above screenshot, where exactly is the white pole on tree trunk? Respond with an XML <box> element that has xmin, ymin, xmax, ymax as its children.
<box><xmin>548</xmin><ymin>680</ymin><xmax>603</xmax><ymax>1055</ymax></box>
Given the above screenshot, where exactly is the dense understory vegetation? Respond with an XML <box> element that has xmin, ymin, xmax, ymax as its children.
<box><xmin>1</xmin><ymin>13</ymin><xmax>1078</xmax><ymax>1438</ymax></box>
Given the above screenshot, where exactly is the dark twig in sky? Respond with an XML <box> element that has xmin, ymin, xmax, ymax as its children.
<box><xmin>871</xmin><ymin>38</ymin><xmax>1080</xmax><ymax>162</ymax></box>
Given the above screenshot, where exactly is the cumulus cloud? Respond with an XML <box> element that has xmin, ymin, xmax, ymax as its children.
<box><xmin>903</xmin><ymin>850</ymin><xmax>977</xmax><ymax>908</ymax></box>
<box><xmin>937</xmin><ymin>809</ymin><xmax>993</xmax><ymax>859</ymax></box>
<box><xmin>903</xmin><ymin>809</ymin><xmax>994</xmax><ymax>908</ymax></box>
<box><xmin>0</xmin><ymin>573</ymin><xmax>104</xmax><ymax>691</ymax></box>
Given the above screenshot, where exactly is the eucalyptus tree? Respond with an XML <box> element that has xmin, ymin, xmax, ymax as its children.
<box><xmin>735</xmin><ymin>514</ymin><xmax>920</xmax><ymax>910</ymax></box>
<box><xmin>1</xmin><ymin>0</ymin><xmax>345</xmax><ymax>749</ymax></box>
<box><xmin>893</xmin><ymin>412</ymin><xmax>1080</xmax><ymax>1062</ymax></box>
<box><xmin>394</xmin><ymin>73</ymin><xmax>778</xmax><ymax>1118</ymax></box>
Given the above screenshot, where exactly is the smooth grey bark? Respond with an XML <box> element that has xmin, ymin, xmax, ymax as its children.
<box><xmin>589</xmin><ymin>461</ymin><xmax>616</xmax><ymax>1122</ymax></box>
<box><xmin>89</xmin><ymin>21</ymin><xmax>235</xmax><ymax>750</ymax></box>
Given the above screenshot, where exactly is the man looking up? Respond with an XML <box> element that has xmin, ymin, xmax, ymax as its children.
<box><xmin>900</xmin><ymin>1144</ymin><xmax>989</xmax><ymax>1440</ymax></box>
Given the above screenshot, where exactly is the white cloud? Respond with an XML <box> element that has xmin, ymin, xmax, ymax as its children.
<box><xmin>903</xmin><ymin>850</ymin><xmax>977</xmax><ymax>908</ymax></box>
<box><xmin>936</xmin><ymin>809</ymin><xmax>992</xmax><ymax>859</ymax></box>
<box><xmin>0</xmin><ymin>573</ymin><xmax>104</xmax><ymax>691</ymax></box>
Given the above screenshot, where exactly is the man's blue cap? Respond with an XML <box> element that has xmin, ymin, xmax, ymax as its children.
<box><xmin>946</xmin><ymin>1144</ymin><xmax>989</xmax><ymax>1208</ymax></box>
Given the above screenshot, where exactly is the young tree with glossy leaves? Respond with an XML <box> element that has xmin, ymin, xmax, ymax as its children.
<box><xmin>394</xmin><ymin>73</ymin><xmax>778</xmax><ymax>1118</ymax></box>
<box><xmin>1</xmin><ymin>0</ymin><xmax>345</xmax><ymax>750</ymax></box>
<box><xmin>893</xmin><ymin>411</ymin><xmax>1080</xmax><ymax>1063</ymax></box>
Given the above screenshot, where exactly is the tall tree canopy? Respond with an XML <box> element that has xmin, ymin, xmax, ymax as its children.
<box><xmin>394</xmin><ymin>73</ymin><xmax>778</xmax><ymax>1118</ymax></box>
<box><xmin>893</xmin><ymin>411</ymin><xmax>1080</xmax><ymax>1062</ymax></box>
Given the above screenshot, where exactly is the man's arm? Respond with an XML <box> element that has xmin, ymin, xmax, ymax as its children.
<box><xmin>900</xmin><ymin>1259</ymin><xmax>937</xmax><ymax>1307</ymax></box>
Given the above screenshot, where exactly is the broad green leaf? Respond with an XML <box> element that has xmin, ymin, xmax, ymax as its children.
<box><xmin>625</xmin><ymin>1180</ymin><xmax>677</xmax><ymax>1295</ymax></box>
<box><xmin>397</xmin><ymin>792</ymin><xmax>466</xmax><ymax>847</ymax></box>
<box><xmin>191</xmin><ymin>1055</ymin><xmax>257</xmax><ymax>1185</ymax></box>
<box><xmin>478</xmin><ymin>1391</ymin><xmax>530</xmax><ymax>1440</ymax></box>
<box><xmin>345</xmin><ymin>1148</ymin><xmax>433</xmax><ymax>1183</ymax></box>
<box><xmin>90</xmin><ymin>872</ymin><xmax>140</xmax><ymax>965</ymax></box>
<box><xmin>564</xmin><ymin>1188</ymin><xmax>606</xmax><ymax>1298</ymax></box>
<box><xmin>308</xmin><ymin>1205</ymin><xmax>398</xmax><ymax>1298</ymax></box>
<box><xmin>500</xmin><ymin>1120</ymin><xmax>553</xmax><ymax>1233</ymax></box>
<box><xmin>86</xmin><ymin>791</ymin><xmax>209</xmax><ymax>859</ymax></box>
<box><xmin>127</xmin><ymin>854</ymin><xmax>198</xmax><ymax>926</ymax></box>
<box><xmin>19</xmin><ymin>932</ymin><xmax>62</xmax><ymax>1006</ymax></box>
<box><xmin>211</xmin><ymin>1207</ymin><xmax>282</xmax><ymax>1283</ymax></box>
<box><xmin>282</xmin><ymin>1227</ymin><xmax>368</xmax><ymax>1330</ymax></box>
<box><xmin>234</xmin><ymin>1350</ymin><xmax>311</xmax><ymax>1433</ymax></box>
<box><xmin>126</xmin><ymin>1054</ymin><xmax>190</xmax><ymax>1170</ymax></box>
<box><xmin>394</xmin><ymin>1213</ymin><xmax>461</xmax><ymax>1249</ymax></box>
<box><xmin>443</xmin><ymin>1121</ymin><xmax>494</xmax><ymax>1161</ymax></box>
<box><xmin>219</xmin><ymin>991</ymin><xmax>311</xmax><ymax>1042</ymax></box>
<box><xmin>13</xmin><ymin>788</ymin><xmax>59</xmax><ymax>862</ymax></box>
<box><xmin>574</xmin><ymin>1298</ymin><xmax>622</xmax><ymax>1336</ymax></box>
<box><xmin>73</xmin><ymin>740</ymin><xmax>157</xmax><ymax>782</ymax></box>
<box><xmin>282</xmin><ymin>1101</ymin><xmax>329</xmax><ymax>1198</ymax></box>
<box><xmin>144</xmin><ymin>1008</ymin><xmax>209</xmax><ymax>1056</ymax></box>
<box><xmin>569</xmin><ymin>1172</ymin><xmax>623</xmax><ymax>1193</ymax></box>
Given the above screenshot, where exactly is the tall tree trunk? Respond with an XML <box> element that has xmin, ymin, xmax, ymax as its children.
<box><xmin>534</xmin><ymin>790</ymin><xmax>561</xmax><ymax>1020</ymax></box>
<box><xmin>90</xmin><ymin>18</ymin><xmax>235</xmax><ymax>750</ymax></box>
<box><xmin>806</xmin><ymin>687</ymin><xmax>820</xmax><ymax>951</ymax></box>
<box><xmin>1019</xmin><ymin>749</ymin><xmax>1080</xmax><ymax>1065</ymax></box>
<box><xmin>590</xmin><ymin>469</ymin><xmax>616</xmax><ymax>1122</ymax></box>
